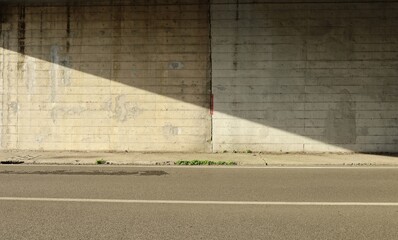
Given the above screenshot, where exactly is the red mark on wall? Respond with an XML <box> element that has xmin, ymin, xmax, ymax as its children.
<box><xmin>210</xmin><ymin>94</ymin><xmax>214</xmax><ymax>115</ymax></box>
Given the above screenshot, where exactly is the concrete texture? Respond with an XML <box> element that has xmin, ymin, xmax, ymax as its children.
<box><xmin>0</xmin><ymin>1</ymin><xmax>212</xmax><ymax>152</ymax></box>
<box><xmin>211</xmin><ymin>1</ymin><xmax>398</xmax><ymax>152</ymax></box>
<box><xmin>1</xmin><ymin>166</ymin><xmax>398</xmax><ymax>239</ymax></box>
<box><xmin>0</xmin><ymin>150</ymin><xmax>397</xmax><ymax>166</ymax></box>
<box><xmin>0</xmin><ymin>0</ymin><xmax>397</xmax><ymax>153</ymax></box>
<box><xmin>1</xmin><ymin>202</ymin><xmax>398</xmax><ymax>240</ymax></box>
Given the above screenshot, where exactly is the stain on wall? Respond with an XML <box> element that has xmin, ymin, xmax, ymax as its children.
<box><xmin>50</xmin><ymin>45</ymin><xmax>59</xmax><ymax>103</ymax></box>
<box><xmin>325</xmin><ymin>89</ymin><xmax>357</xmax><ymax>144</ymax></box>
<box><xmin>113</xmin><ymin>95</ymin><xmax>142</xmax><ymax>122</ymax></box>
<box><xmin>17</xmin><ymin>6</ymin><xmax>25</xmax><ymax>55</ymax></box>
<box><xmin>51</xmin><ymin>106</ymin><xmax>86</xmax><ymax>122</ymax></box>
<box><xmin>163</xmin><ymin>123</ymin><xmax>181</xmax><ymax>136</ymax></box>
<box><xmin>26</xmin><ymin>56</ymin><xmax>36</xmax><ymax>97</ymax></box>
<box><xmin>232</xmin><ymin>0</ymin><xmax>239</xmax><ymax>71</ymax></box>
<box><xmin>66</xmin><ymin>5</ymin><xmax>71</xmax><ymax>52</ymax></box>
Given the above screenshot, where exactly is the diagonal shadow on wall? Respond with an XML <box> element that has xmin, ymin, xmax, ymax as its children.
<box><xmin>0</xmin><ymin>0</ymin><xmax>397</xmax><ymax>152</ymax></box>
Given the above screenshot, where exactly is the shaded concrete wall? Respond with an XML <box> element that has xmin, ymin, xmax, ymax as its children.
<box><xmin>211</xmin><ymin>1</ymin><xmax>398</xmax><ymax>152</ymax></box>
<box><xmin>0</xmin><ymin>1</ymin><xmax>212</xmax><ymax>151</ymax></box>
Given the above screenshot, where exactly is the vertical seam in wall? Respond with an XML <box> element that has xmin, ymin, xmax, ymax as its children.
<box><xmin>303</xmin><ymin>7</ymin><xmax>310</xmax><ymax>153</ymax></box>
<box><xmin>208</xmin><ymin>0</ymin><xmax>214</xmax><ymax>153</ymax></box>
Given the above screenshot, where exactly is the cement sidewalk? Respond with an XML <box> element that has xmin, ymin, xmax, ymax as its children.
<box><xmin>0</xmin><ymin>150</ymin><xmax>397</xmax><ymax>166</ymax></box>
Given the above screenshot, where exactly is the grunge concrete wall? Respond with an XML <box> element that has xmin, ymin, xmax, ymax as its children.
<box><xmin>211</xmin><ymin>1</ymin><xmax>398</xmax><ymax>152</ymax></box>
<box><xmin>1</xmin><ymin>0</ymin><xmax>397</xmax><ymax>153</ymax></box>
<box><xmin>0</xmin><ymin>1</ymin><xmax>212</xmax><ymax>151</ymax></box>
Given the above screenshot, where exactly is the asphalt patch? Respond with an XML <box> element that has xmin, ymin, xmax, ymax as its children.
<box><xmin>0</xmin><ymin>170</ymin><xmax>168</xmax><ymax>176</ymax></box>
<box><xmin>1</xmin><ymin>161</ymin><xmax>24</xmax><ymax>165</ymax></box>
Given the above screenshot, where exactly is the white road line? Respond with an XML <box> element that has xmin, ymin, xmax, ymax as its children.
<box><xmin>1</xmin><ymin>197</ymin><xmax>398</xmax><ymax>206</ymax></box>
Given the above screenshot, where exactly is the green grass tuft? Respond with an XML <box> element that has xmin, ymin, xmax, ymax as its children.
<box><xmin>175</xmin><ymin>160</ymin><xmax>237</xmax><ymax>166</ymax></box>
<box><xmin>96</xmin><ymin>159</ymin><xmax>107</xmax><ymax>165</ymax></box>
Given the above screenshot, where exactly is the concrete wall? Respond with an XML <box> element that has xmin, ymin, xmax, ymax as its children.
<box><xmin>1</xmin><ymin>0</ymin><xmax>397</xmax><ymax>153</ymax></box>
<box><xmin>0</xmin><ymin>1</ymin><xmax>212</xmax><ymax>151</ymax></box>
<box><xmin>211</xmin><ymin>1</ymin><xmax>398</xmax><ymax>152</ymax></box>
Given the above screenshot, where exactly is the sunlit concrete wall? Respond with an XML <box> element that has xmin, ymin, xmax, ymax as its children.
<box><xmin>211</xmin><ymin>1</ymin><xmax>398</xmax><ymax>152</ymax></box>
<box><xmin>0</xmin><ymin>1</ymin><xmax>212</xmax><ymax>151</ymax></box>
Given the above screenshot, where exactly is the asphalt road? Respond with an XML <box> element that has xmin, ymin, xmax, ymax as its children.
<box><xmin>0</xmin><ymin>165</ymin><xmax>398</xmax><ymax>239</ymax></box>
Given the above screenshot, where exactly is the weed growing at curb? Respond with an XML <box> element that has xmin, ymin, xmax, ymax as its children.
<box><xmin>96</xmin><ymin>159</ymin><xmax>107</xmax><ymax>165</ymax></box>
<box><xmin>175</xmin><ymin>160</ymin><xmax>237</xmax><ymax>166</ymax></box>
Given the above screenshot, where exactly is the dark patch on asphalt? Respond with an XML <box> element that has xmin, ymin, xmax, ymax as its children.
<box><xmin>1</xmin><ymin>161</ymin><xmax>24</xmax><ymax>165</ymax></box>
<box><xmin>0</xmin><ymin>170</ymin><xmax>168</xmax><ymax>176</ymax></box>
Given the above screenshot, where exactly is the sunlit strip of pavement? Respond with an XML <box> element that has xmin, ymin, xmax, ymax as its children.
<box><xmin>1</xmin><ymin>197</ymin><xmax>398</xmax><ymax>206</ymax></box>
